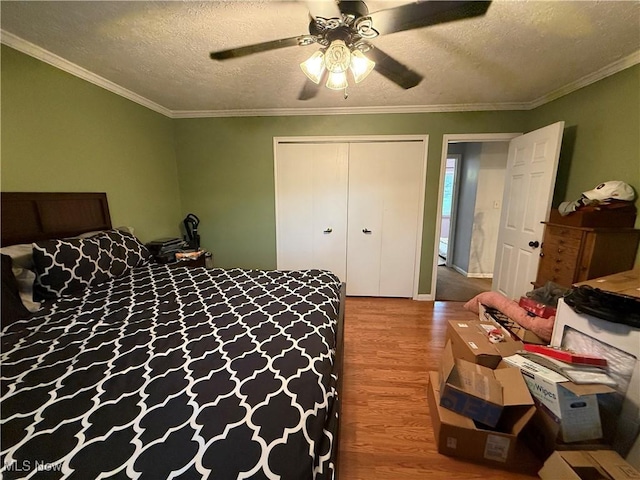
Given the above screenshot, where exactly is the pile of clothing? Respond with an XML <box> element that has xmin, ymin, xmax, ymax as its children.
<box><xmin>558</xmin><ymin>180</ymin><xmax>636</xmax><ymax>216</ymax></box>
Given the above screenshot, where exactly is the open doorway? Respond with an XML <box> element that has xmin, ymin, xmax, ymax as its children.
<box><xmin>433</xmin><ymin>133</ymin><xmax>520</xmax><ymax>302</ymax></box>
<box><xmin>439</xmin><ymin>154</ymin><xmax>460</xmax><ymax>267</ymax></box>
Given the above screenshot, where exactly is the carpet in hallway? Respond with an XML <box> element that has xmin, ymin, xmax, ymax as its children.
<box><xmin>435</xmin><ymin>266</ymin><xmax>492</xmax><ymax>302</ymax></box>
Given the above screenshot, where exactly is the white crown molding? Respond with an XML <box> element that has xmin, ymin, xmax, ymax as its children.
<box><xmin>171</xmin><ymin>101</ymin><xmax>532</xmax><ymax>118</ymax></box>
<box><xmin>528</xmin><ymin>50</ymin><xmax>640</xmax><ymax>109</ymax></box>
<box><xmin>1</xmin><ymin>30</ymin><xmax>173</xmax><ymax>118</ymax></box>
<box><xmin>3</xmin><ymin>29</ymin><xmax>638</xmax><ymax>119</ymax></box>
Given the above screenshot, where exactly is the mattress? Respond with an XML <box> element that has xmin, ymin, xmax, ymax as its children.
<box><xmin>1</xmin><ymin>265</ymin><xmax>342</xmax><ymax>479</ymax></box>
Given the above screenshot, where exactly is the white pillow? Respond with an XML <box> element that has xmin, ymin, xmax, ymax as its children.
<box><xmin>0</xmin><ymin>243</ymin><xmax>34</xmax><ymax>270</ymax></box>
<box><xmin>0</xmin><ymin>243</ymin><xmax>41</xmax><ymax>312</ymax></box>
<box><xmin>12</xmin><ymin>267</ymin><xmax>41</xmax><ymax>312</ymax></box>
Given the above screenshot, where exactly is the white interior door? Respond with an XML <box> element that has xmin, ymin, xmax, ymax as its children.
<box><xmin>347</xmin><ymin>141</ymin><xmax>425</xmax><ymax>297</ymax></box>
<box><xmin>275</xmin><ymin>143</ymin><xmax>348</xmax><ymax>281</ymax></box>
<box><xmin>491</xmin><ymin>121</ymin><xmax>565</xmax><ymax>299</ymax></box>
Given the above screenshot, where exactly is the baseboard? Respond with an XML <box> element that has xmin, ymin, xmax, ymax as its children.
<box><xmin>467</xmin><ymin>273</ymin><xmax>493</xmax><ymax>279</ymax></box>
<box><xmin>451</xmin><ymin>265</ymin><xmax>493</xmax><ymax>279</ymax></box>
<box><xmin>414</xmin><ymin>293</ymin><xmax>434</xmax><ymax>301</ymax></box>
<box><xmin>452</xmin><ymin>265</ymin><xmax>468</xmax><ymax>276</ymax></box>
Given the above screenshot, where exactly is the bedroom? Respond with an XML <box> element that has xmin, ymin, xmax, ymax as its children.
<box><xmin>1</xmin><ymin>1</ymin><xmax>639</xmax><ymax>478</ymax></box>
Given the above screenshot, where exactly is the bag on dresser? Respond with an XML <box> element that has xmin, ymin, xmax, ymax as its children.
<box><xmin>564</xmin><ymin>285</ymin><xmax>640</xmax><ymax>328</ymax></box>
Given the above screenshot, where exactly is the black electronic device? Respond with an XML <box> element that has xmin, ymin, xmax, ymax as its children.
<box><xmin>183</xmin><ymin>214</ymin><xmax>200</xmax><ymax>250</ymax></box>
<box><xmin>146</xmin><ymin>237</ymin><xmax>184</xmax><ymax>256</ymax></box>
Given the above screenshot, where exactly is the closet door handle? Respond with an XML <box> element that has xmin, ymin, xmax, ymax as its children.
<box><xmin>362</xmin><ymin>228</ymin><xmax>372</xmax><ymax>234</ymax></box>
<box><xmin>323</xmin><ymin>228</ymin><xmax>333</xmax><ymax>234</ymax></box>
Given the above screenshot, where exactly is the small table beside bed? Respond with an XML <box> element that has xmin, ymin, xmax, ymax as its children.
<box><xmin>0</xmin><ymin>192</ymin><xmax>345</xmax><ymax>480</ymax></box>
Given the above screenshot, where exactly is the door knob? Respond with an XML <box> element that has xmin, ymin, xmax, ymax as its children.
<box><xmin>323</xmin><ymin>228</ymin><xmax>332</xmax><ymax>234</ymax></box>
<box><xmin>362</xmin><ymin>228</ymin><xmax>372</xmax><ymax>234</ymax></box>
<box><xmin>529</xmin><ymin>240</ymin><xmax>540</xmax><ymax>248</ymax></box>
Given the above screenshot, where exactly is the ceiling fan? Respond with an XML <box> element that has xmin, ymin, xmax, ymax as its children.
<box><xmin>210</xmin><ymin>1</ymin><xmax>491</xmax><ymax>100</ymax></box>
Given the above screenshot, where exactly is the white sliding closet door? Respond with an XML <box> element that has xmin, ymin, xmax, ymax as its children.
<box><xmin>275</xmin><ymin>143</ymin><xmax>349</xmax><ymax>281</ymax></box>
<box><xmin>347</xmin><ymin>142</ymin><xmax>425</xmax><ymax>297</ymax></box>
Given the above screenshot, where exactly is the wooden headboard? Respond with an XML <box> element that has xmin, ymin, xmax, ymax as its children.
<box><xmin>1</xmin><ymin>192</ymin><xmax>112</xmax><ymax>246</ymax></box>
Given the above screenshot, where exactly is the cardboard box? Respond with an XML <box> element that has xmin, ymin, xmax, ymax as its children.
<box><xmin>552</xmin><ymin>297</ymin><xmax>640</xmax><ymax>468</ymax></box>
<box><xmin>439</xmin><ymin>341</ymin><xmax>534</xmax><ymax>427</ymax></box>
<box><xmin>446</xmin><ymin>317</ymin><xmax>523</xmax><ymax>369</ymax></box>
<box><xmin>427</xmin><ymin>370</ymin><xmax>539</xmax><ymax>472</ymax></box>
<box><xmin>523</xmin><ymin>400</ymin><xmax>612</xmax><ymax>461</ymax></box>
<box><xmin>503</xmin><ymin>354</ymin><xmax>615</xmax><ymax>442</ymax></box>
<box><xmin>539</xmin><ymin>450</ymin><xmax>640</xmax><ymax>479</ymax></box>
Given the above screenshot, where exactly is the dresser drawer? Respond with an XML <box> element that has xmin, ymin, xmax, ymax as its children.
<box><xmin>536</xmin><ymin>254</ymin><xmax>577</xmax><ymax>286</ymax></box>
<box><xmin>543</xmin><ymin>225</ymin><xmax>583</xmax><ymax>249</ymax></box>
<box><xmin>534</xmin><ymin>223</ymin><xmax>640</xmax><ymax>290</ymax></box>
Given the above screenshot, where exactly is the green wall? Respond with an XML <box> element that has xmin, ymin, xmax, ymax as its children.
<box><xmin>2</xmin><ymin>44</ymin><xmax>638</xmax><ymax>291</ymax></box>
<box><xmin>174</xmin><ymin>66</ymin><xmax>640</xmax><ymax>291</ymax></box>
<box><xmin>0</xmin><ymin>45</ymin><xmax>182</xmax><ymax>242</ymax></box>
<box><xmin>527</xmin><ymin>64</ymin><xmax>640</xmax><ymax>222</ymax></box>
<box><xmin>173</xmin><ymin>112</ymin><xmax>530</xmax><ymax>293</ymax></box>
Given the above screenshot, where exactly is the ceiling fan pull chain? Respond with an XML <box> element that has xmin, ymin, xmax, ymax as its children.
<box><xmin>343</xmin><ymin>86</ymin><xmax>349</xmax><ymax>100</ymax></box>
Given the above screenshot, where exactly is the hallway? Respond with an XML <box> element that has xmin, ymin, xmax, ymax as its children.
<box><xmin>435</xmin><ymin>265</ymin><xmax>492</xmax><ymax>302</ymax></box>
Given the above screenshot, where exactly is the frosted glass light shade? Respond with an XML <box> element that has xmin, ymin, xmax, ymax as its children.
<box><xmin>300</xmin><ymin>51</ymin><xmax>326</xmax><ymax>84</ymax></box>
<box><xmin>326</xmin><ymin>71</ymin><xmax>348</xmax><ymax>90</ymax></box>
<box><xmin>350</xmin><ymin>50</ymin><xmax>375</xmax><ymax>83</ymax></box>
<box><xmin>324</xmin><ymin>40</ymin><xmax>351</xmax><ymax>73</ymax></box>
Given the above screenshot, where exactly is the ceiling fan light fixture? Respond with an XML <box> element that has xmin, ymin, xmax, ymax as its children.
<box><xmin>349</xmin><ymin>49</ymin><xmax>375</xmax><ymax>83</ymax></box>
<box><xmin>300</xmin><ymin>50</ymin><xmax>326</xmax><ymax>84</ymax></box>
<box><xmin>324</xmin><ymin>39</ymin><xmax>351</xmax><ymax>73</ymax></box>
<box><xmin>326</xmin><ymin>71</ymin><xmax>349</xmax><ymax>90</ymax></box>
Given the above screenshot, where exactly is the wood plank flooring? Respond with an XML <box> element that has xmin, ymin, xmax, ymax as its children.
<box><xmin>338</xmin><ymin>297</ymin><xmax>538</xmax><ymax>479</ymax></box>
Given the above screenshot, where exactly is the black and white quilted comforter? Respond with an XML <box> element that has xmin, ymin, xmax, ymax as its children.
<box><xmin>1</xmin><ymin>265</ymin><xmax>342</xmax><ymax>479</ymax></box>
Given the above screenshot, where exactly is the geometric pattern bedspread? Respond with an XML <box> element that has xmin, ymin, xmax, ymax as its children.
<box><xmin>1</xmin><ymin>266</ymin><xmax>342</xmax><ymax>479</ymax></box>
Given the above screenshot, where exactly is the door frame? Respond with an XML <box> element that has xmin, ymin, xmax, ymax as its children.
<box><xmin>274</xmin><ymin>134</ymin><xmax>429</xmax><ymax>299</ymax></box>
<box><xmin>440</xmin><ymin>153</ymin><xmax>462</xmax><ymax>268</ymax></box>
<box><xmin>429</xmin><ymin>133</ymin><xmax>520</xmax><ymax>301</ymax></box>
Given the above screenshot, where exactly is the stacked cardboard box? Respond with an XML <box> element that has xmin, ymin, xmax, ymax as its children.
<box><xmin>428</xmin><ymin>312</ymin><xmax>626</xmax><ymax>475</ymax></box>
<box><xmin>427</xmin><ymin>316</ymin><xmax>540</xmax><ymax>472</ymax></box>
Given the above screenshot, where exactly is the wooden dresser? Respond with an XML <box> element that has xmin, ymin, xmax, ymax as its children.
<box><xmin>534</xmin><ymin>222</ymin><xmax>640</xmax><ymax>289</ymax></box>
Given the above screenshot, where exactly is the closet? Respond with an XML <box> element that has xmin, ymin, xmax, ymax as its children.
<box><xmin>274</xmin><ymin>137</ymin><xmax>426</xmax><ymax>298</ymax></box>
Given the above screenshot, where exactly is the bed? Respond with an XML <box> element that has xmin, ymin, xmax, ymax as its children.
<box><xmin>0</xmin><ymin>192</ymin><xmax>345</xmax><ymax>479</ymax></box>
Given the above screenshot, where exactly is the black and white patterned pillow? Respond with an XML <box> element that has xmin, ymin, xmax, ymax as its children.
<box><xmin>96</xmin><ymin>230</ymin><xmax>151</xmax><ymax>276</ymax></box>
<box><xmin>33</xmin><ymin>237</ymin><xmax>112</xmax><ymax>300</ymax></box>
<box><xmin>33</xmin><ymin>231</ymin><xmax>151</xmax><ymax>301</ymax></box>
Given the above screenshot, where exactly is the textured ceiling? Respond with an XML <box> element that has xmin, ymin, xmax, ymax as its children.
<box><xmin>1</xmin><ymin>1</ymin><xmax>639</xmax><ymax>117</ymax></box>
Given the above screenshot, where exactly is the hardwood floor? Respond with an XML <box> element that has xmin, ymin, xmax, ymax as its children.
<box><xmin>338</xmin><ymin>297</ymin><xmax>538</xmax><ymax>479</ymax></box>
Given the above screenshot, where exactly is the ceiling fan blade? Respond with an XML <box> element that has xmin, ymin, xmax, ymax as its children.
<box><xmin>307</xmin><ymin>0</ymin><xmax>341</xmax><ymax>20</ymax></box>
<box><xmin>369</xmin><ymin>1</ymin><xmax>491</xmax><ymax>36</ymax></box>
<box><xmin>298</xmin><ymin>78</ymin><xmax>322</xmax><ymax>101</ymax></box>
<box><xmin>210</xmin><ymin>36</ymin><xmax>303</xmax><ymax>60</ymax></box>
<box><xmin>367</xmin><ymin>47</ymin><xmax>423</xmax><ymax>90</ymax></box>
